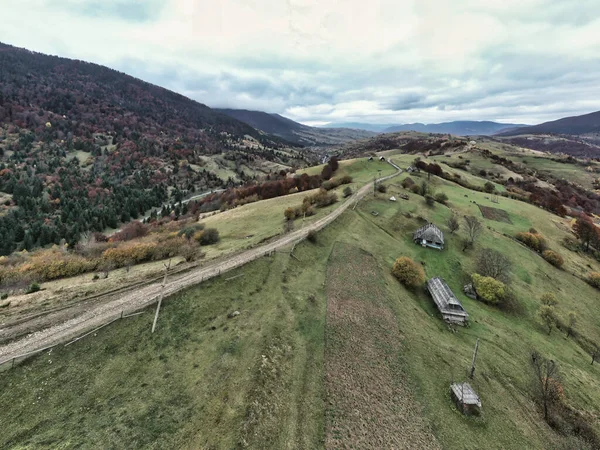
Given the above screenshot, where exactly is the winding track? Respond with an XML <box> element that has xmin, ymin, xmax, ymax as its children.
<box><xmin>0</xmin><ymin>163</ymin><xmax>401</xmax><ymax>365</ymax></box>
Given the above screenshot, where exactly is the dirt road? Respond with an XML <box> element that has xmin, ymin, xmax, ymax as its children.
<box><xmin>0</xmin><ymin>165</ymin><xmax>401</xmax><ymax>365</ymax></box>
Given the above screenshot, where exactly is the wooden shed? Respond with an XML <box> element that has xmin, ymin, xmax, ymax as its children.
<box><xmin>426</xmin><ymin>277</ymin><xmax>469</xmax><ymax>325</ymax></box>
<box><xmin>413</xmin><ymin>223</ymin><xmax>444</xmax><ymax>250</ymax></box>
<box><xmin>451</xmin><ymin>382</ymin><xmax>482</xmax><ymax>415</ymax></box>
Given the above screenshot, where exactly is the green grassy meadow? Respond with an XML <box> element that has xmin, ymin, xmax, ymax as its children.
<box><xmin>1</xmin><ymin>161</ymin><xmax>599</xmax><ymax>449</ymax></box>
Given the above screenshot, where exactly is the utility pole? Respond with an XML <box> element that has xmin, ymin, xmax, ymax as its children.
<box><xmin>151</xmin><ymin>259</ymin><xmax>171</xmax><ymax>333</ymax></box>
<box><xmin>469</xmin><ymin>338</ymin><xmax>480</xmax><ymax>378</ymax></box>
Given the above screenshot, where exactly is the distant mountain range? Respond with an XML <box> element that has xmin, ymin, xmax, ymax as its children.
<box><xmin>215</xmin><ymin>109</ymin><xmax>376</xmax><ymax>146</ymax></box>
<box><xmin>318</xmin><ymin>122</ymin><xmax>397</xmax><ymax>133</ymax></box>
<box><xmin>382</xmin><ymin>121</ymin><xmax>528</xmax><ymax>136</ymax></box>
<box><xmin>321</xmin><ymin>121</ymin><xmax>527</xmax><ymax>136</ymax></box>
<box><xmin>498</xmin><ymin>110</ymin><xmax>600</xmax><ymax>137</ymax></box>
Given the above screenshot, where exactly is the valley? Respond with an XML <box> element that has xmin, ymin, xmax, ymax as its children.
<box><xmin>1</xmin><ymin>148</ymin><xmax>599</xmax><ymax>449</ymax></box>
<box><xmin>1</xmin><ymin>37</ymin><xmax>600</xmax><ymax>450</ymax></box>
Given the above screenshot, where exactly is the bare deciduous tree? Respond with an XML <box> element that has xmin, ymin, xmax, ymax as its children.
<box><xmin>531</xmin><ymin>351</ymin><xmax>561</xmax><ymax>421</ymax></box>
<box><xmin>447</xmin><ymin>213</ymin><xmax>460</xmax><ymax>234</ymax></box>
<box><xmin>476</xmin><ymin>248</ymin><xmax>511</xmax><ymax>282</ymax></box>
<box><xmin>462</xmin><ymin>216</ymin><xmax>482</xmax><ymax>251</ymax></box>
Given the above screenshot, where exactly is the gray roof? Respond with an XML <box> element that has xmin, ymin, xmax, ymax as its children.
<box><xmin>451</xmin><ymin>383</ymin><xmax>482</xmax><ymax>407</ymax></box>
<box><xmin>427</xmin><ymin>277</ymin><xmax>468</xmax><ymax>322</ymax></box>
<box><xmin>414</xmin><ymin>223</ymin><xmax>444</xmax><ymax>245</ymax></box>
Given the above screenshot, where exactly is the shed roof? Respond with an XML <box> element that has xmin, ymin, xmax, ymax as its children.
<box><xmin>451</xmin><ymin>383</ymin><xmax>481</xmax><ymax>407</ymax></box>
<box><xmin>414</xmin><ymin>223</ymin><xmax>444</xmax><ymax>244</ymax></box>
<box><xmin>427</xmin><ymin>277</ymin><xmax>468</xmax><ymax>319</ymax></box>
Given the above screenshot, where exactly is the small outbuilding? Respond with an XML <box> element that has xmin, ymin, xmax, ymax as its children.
<box><xmin>451</xmin><ymin>382</ymin><xmax>482</xmax><ymax>415</ymax></box>
<box><xmin>379</xmin><ymin>156</ymin><xmax>386</xmax><ymax>161</ymax></box>
<box><xmin>389</xmin><ymin>196</ymin><xmax>397</xmax><ymax>202</ymax></box>
<box><xmin>413</xmin><ymin>223</ymin><xmax>444</xmax><ymax>250</ymax></box>
<box><xmin>426</xmin><ymin>277</ymin><xmax>469</xmax><ymax>325</ymax></box>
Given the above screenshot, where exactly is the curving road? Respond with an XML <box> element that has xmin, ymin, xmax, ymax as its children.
<box><xmin>0</xmin><ymin>163</ymin><xmax>401</xmax><ymax>365</ymax></box>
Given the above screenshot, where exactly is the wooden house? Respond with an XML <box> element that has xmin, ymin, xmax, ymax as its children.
<box><xmin>451</xmin><ymin>382</ymin><xmax>481</xmax><ymax>415</ymax></box>
<box><xmin>413</xmin><ymin>223</ymin><xmax>444</xmax><ymax>250</ymax></box>
<box><xmin>426</xmin><ymin>277</ymin><xmax>469</xmax><ymax>325</ymax></box>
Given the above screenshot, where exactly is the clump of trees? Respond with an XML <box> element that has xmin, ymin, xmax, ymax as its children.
<box><xmin>111</xmin><ymin>222</ymin><xmax>149</xmax><ymax>242</ymax></box>
<box><xmin>391</xmin><ymin>256</ymin><xmax>425</xmax><ymax>289</ymax></box>
<box><xmin>284</xmin><ymin>189</ymin><xmax>338</xmax><ymax>221</ymax></box>
<box><xmin>198</xmin><ymin>228</ymin><xmax>220</xmax><ymax>246</ymax></box>
<box><xmin>321</xmin><ymin>156</ymin><xmax>340</xmax><ymax>180</ymax></box>
<box><xmin>322</xmin><ymin>175</ymin><xmax>352</xmax><ymax>191</ymax></box>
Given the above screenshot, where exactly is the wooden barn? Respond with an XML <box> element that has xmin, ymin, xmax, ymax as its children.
<box><xmin>413</xmin><ymin>223</ymin><xmax>444</xmax><ymax>250</ymax></box>
<box><xmin>426</xmin><ymin>277</ymin><xmax>469</xmax><ymax>325</ymax></box>
<box><xmin>451</xmin><ymin>382</ymin><xmax>482</xmax><ymax>415</ymax></box>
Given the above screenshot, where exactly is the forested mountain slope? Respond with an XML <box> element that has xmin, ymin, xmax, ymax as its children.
<box><xmin>0</xmin><ymin>43</ymin><xmax>302</xmax><ymax>255</ymax></box>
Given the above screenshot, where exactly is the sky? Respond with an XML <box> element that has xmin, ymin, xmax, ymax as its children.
<box><xmin>2</xmin><ymin>0</ymin><xmax>600</xmax><ymax>126</ymax></box>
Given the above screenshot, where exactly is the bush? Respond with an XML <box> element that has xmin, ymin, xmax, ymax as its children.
<box><xmin>284</xmin><ymin>207</ymin><xmax>296</xmax><ymax>221</ymax></box>
<box><xmin>540</xmin><ymin>293</ymin><xmax>558</xmax><ymax>306</ymax></box>
<box><xmin>409</xmin><ymin>184</ymin><xmax>421</xmax><ymax>194</ymax></box>
<box><xmin>543</xmin><ymin>250</ymin><xmax>564</xmax><ymax>268</ymax></box>
<box><xmin>343</xmin><ymin>186</ymin><xmax>352</xmax><ymax>198</ymax></box>
<box><xmin>376</xmin><ymin>183</ymin><xmax>387</xmax><ymax>193</ymax></box>
<box><xmin>307</xmin><ymin>230</ymin><xmax>317</xmax><ymax>243</ymax></box>
<box><xmin>199</xmin><ymin>228</ymin><xmax>220</xmax><ymax>245</ymax></box>
<box><xmin>391</xmin><ymin>257</ymin><xmax>425</xmax><ymax>289</ymax></box>
<box><xmin>402</xmin><ymin>177</ymin><xmax>415</xmax><ymax>189</ymax></box>
<box><xmin>472</xmin><ymin>273</ymin><xmax>506</xmax><ymax>304</ymax></box>
<box><xmin>425</xmin><ymin>195</ymin><xmax>435</xmax><ymax>206</ymax></box>
<box><xmin>102</xmin><ymin>242</ymin><xmax>155</xmax><ymax>267</ymax></box>
<box><xmin>0</xmin><ymin>293</ymin><xmax>8</xmax><ymax>300</ymax></box>
<box><xmin>588</xmin><ymin>272</ymin><xmax>600</xmax><ymax>289</ymax></box>
<box><xmin>434</xmin><ymin>192</ymin><xmax>448</xmax><ymax>204</ymax></box>
<box><xmin>516</xmin><ymin>231</ymin><xmax>547</xmax><ymax>252</ymax></box>
<box><xmin>304</xmin><ymin>189</ymin><xmax>337</xmax><ymax>208</ymax></box>
<box><xmin>26</xmin><ymin>282</ymin><xmax>40</xmax><ymax>294</ymax></box>
<box><xmin>322</xmin><ymin>175</ymin><xmax>353</xmax><ymax>191</ymax></box>
<box><xmin>484</xmin><ymin>181</ymin><xmax>495</xmax><ymax>193</ymax></box>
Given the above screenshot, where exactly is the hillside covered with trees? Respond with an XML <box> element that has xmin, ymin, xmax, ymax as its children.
<box><xmin>0</xmin><ymin>43</ymin><xmax>304</xmax><ymax>255</ymax></box>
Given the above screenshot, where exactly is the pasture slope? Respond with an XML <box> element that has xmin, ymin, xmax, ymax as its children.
<box><xmin>0</xmin><ymin>155</ymin><xmax>599</xmax><ymax>449</ymax></box>
<box><xmin>0</xmin><ymin>161</ymin><xmax>400</xmax><ymax>365</ymax></box>
<box><xmin>325</xmin><ymin>242</ymin><xmax>440</xmax><ymax>449</ymax></box>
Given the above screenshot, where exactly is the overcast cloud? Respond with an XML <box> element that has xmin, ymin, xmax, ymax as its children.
<box><xmin>2</xmin><ymin>0</ymin><xmax>600</xmax><ymax>125</ymax></box>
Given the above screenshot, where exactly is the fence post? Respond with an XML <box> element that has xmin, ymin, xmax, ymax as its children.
<box><xmin>121</xmin><ymin>311</ymin><xmax>124</xmax><ymax>319</ymax></box>
<box><xmin>12</xmin><ymin>357</ymin><xmax>15</xmax><ymax>368</ymax></box>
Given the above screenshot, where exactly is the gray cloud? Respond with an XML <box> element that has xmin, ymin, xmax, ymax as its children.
<box><xmin>1</xmin><ymin>0</ymin><xmax>599</xmax><ymax>125</ymax></box>
<box><xmin>66</xmin><ymin>0</ymin><xmax>164</xmax><ymax>22</ymax></box>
